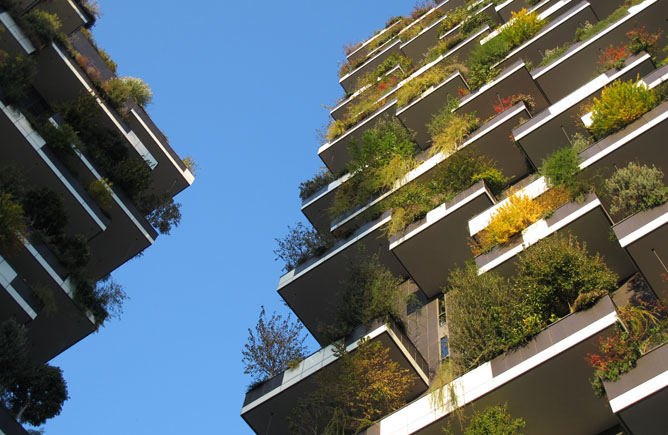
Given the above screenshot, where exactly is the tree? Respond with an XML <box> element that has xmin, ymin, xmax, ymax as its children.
<box><xmin>242</xmin><ymin>306</ymin><xmax>308</xmax><ymax>385</ymax></box>
<box><xmin>2</xmin><ymin>364</ymin><xmax>68</xmax><ymax>426</ymax></box>
<box><xmin>463</xmin><ymin>404</ymin><xmax>525</xmax><ymax>435</ymax></box>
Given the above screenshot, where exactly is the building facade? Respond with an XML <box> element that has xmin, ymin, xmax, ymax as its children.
<box><xmin>242</xmin><ymin>0</ymin><xmax>668</xmax><ymax>433</ymax></box>
<box><xmin>0</xmin><ymin>0</ymin><xmax>193</xmax><ymax>432</ymax></box>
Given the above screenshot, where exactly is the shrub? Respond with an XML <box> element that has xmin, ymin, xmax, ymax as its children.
<box><xmin>588</xmin><ymin>78</ymin><xmax>659</xmax><ymax>139</ymax></box>
<box><xmin>140</xmin><ymin>194</ymin><xmax>182</xmax><ymax>235</ymax></box>
<box><xmin>385</xmin><ymin>182</ymin><xmax>435</xmax><ymax>235</ymax></box>
<box><xmin>395</xmin><ymin>64</ymin><xmax>466</xmax><ymax>107</ymax></box>
<box><xmin>40</xmin><ymin>122</ymin><xmax>81</xmax><ymax>157</ymax></box>
<box><xmin>289</xmin><ymin>340</ymin><xmax>415</xmax><ymax>434</ymax></box>
<box><xmin>464</xmin><ymin>405</ymin><xmax>526</xmax><ymax>435</ymax></box>
<box><xmin>626</xmin><ymin>26</ymin><xmax>663</xmax><ymax>55</ymax></box>
<box><xmin>604</xmin><ymin>162</ymin><xmax>668</xmax><ymax>217</ymax></box>
<box><xmin>597</xmin><ymin>44</ymin><xmax>630</xmax><ymax>72</ymax></box>
<box><xmin>516</xmin><ymin>234</ymin><xmax>617</xmax><ymax>320</ymax></box>
<box><xmin>587</xmin><ymin>299</ymin><xmax>668</xmax><ymax>397</ymax></box>
<box><xmin>23</xmin><ymin>10</ymin><xmax>63</xmax><ymax>45</ymax></box>
<box><xmin>181</xmin><ymin>156</ymin><xmax>199</xmax><ymax>174</ymax></box>
<box><xmin>427</xmin><ymin>104</ymin><xmax>479</xmax><ymax>156</ymax></box>
<box><xmin>500</xmin><ymin>9</ymin><xmax>545</xmax><ymax>48</ymax></box>
<box><xmin>98</xmin><ymin>48</ymin><xmax>117</xmax><ymax>73</ymax></box>
<box><xmin>102</xmin><ymin>77</ymin><xmax>132</xmax><ymax>112</ymax></box>
<box><xmin>53</xmin><ymin>234</ymin><xmax>90</xmax><ymax>273</ymax></box>
<box><xmin>468</xmin><ymin>36</ymin><xmax>510</xmax><ymax>88</ymax></box>
<box><xmin>574</xmin><ymin>5</ymin><xmax>630</xmax><ymax>43</ymax></box>
<box><xmin>111</xmin><ymin>157</ymin><xmax>152</xmax><ymax>200</ymax></box>
<box><xmin>320</xmin><ymin>254</ymin><xmax>404</xmax><ymax>342</ymax></box>
<box><xmin>274</xmin><ymin>222</ymin><xmax>333</xmax><ymax>272</ymax></box>
<box><xmin>493</xmin><ymin>93</ymin><xmax>535</xmax><ymax>114</ymax></box>
<box><xmin>122</xmin><ymin>76</ymin><xmax>153</xmax><ymax>106</ymax></box>
<box><xmin>299</xmin><ymin>169</ymin><xmax>335</xmax><ymax>201</ymax></box>
<box><xmin>87</xmin><ymin>178</ymin><xmax>113</xmax><ymax>209</ymax></box>
<box><xmin>0</xmin><ymin>192</ymin><xmax>27</xmax><ymax>251</ymax></box>
<box><xmin>438</xmin><ymin>7</ymin><xmax>468</xmax><ymax>36</ymax></box>
<box><xmin>242</xmin><ymin>306</ymin><xmax>307</xmax><ymax>384</ymax></box>
<box><xmin>539</xmin><ymin>146</ymin><xmax>581</xmax><ymax>188</ymax></box>
<box><xmin>0</xmin><ymin>51</ymin><xmax>36</xmax><ymax>105</ymax></box>
<box><xmin>22</xmin><ymin>188</ymin><xmax>67</xmax><ymax>237</ymax></box>
<box><xmin>460</xmin><ymin>13</ymin><xmax>496</xmax><ymax>36</ymax></box>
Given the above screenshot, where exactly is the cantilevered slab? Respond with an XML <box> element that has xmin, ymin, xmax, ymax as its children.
<box><xmin>318</xmin><ymin>100</ymin><xmax>398</xmax><ymax>175</ymax></box>
<box><xmin>0</xmin><ymin>101</ymin><xmax>108</xmax><ymax>239</ymax></box>
<box><xmin>495</xmin><ymin>1</ymin><xmax>597</xmax><ymax>73</ymax></box>
<box><xmin>34</xmin><ymin>0</ymin><xmax>91</xmax><ymax>35</ymax></box>
<box><xmin>367</xmin><ymin>296</ymin><xmax>620</xmax><ymax>435</ymax></box>
<box><xmin>339</xmin><ymin>39</ymin><xmax>402</xmax><ymax>94</ymax></box>
<box><xmin>346</xmin><ymin>17</ymin><xmax>405</xmax><ymax>66</ymax></box>
<box><xmin>241</xmin><ymin>320</ymin><xmax>429</xmax><ymax>435</ymax></box>
<box><xmin>331</xmin><ymin>102</ymin><xmax>530</xmax><ymax>234</ymax></box>
<box><xmin>396</xmin><ymin>71</ymin><xmax>468</xmax><ymax>148</ymax></box>
<box><xmin>532</xmin><ymin>0</ymin><xmax>665</xmax><ymax>102</ymax></box>
<box><xmin>400</xmin><ymin>12</ymin><xmax>453</xmax><ymax>63</ymax></box>
<box><xmin>0</xmin><ymin>254</ymin><xmax>38</xmax><ymax>323</ymax></box>
<box><xmin>0</xmin><ymin>11</ymin><xmax>35</xmax><ymax>55</ymax></box>
<box><xmin>31</xmin><ymin>42</ymin><xmax>159</xmax><ymax>169</ymax></box>
<box><xmin>495</xmin><ymin>0</ymin><xmax>561</xmax><ymax>22</ymax></box>
<box><xmin>474</xmin><ymin>193</ymin><xmax>635</xmax><ymax>279</ymax></box>
<box><xmin>613</xmin><ymin>200</ymin><xmax>668</xmax><ymax>305</ymax></box>
<box><xmin>300</xmin><ymin>173</ymin><xmax>349</xmax><ymax>235</ymax></box>
<box><xmin>278</xmin><ymin>211</ymin><xmax>408</xmax><ymax>345</ymax></box>
<box><xmin>6</xmin><ymin>240</ymin><xmax>96</xmax><ymax>363</ymax></box>
<box><xmin>456</xmin><ymin>60</ymin><xmax>548</xmax><ymax>121</ymax></box>
<box><xmin>604</xmin><ymin>341</ymin><xmax>668</xmax><ymax>435</ymax></box>
<box><xmin>512</xmin><ymin>52</ymin><xmax>654</xmax><ymax>168</ymax></box>
<box><xmin>390</xmin><ymin>181</ymin><xmax>496</xmax><ymax>298</ymax></box>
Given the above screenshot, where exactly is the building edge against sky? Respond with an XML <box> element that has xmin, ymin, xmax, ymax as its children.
<box><xmin>241</xmin><ymin>0</ymin><xmax>668</xmax><ymax>433</ymax></box>
<box><xmin>0</xmin><ymin>0</ymin><xmax>193</xmax><ymax>432</ymax></box>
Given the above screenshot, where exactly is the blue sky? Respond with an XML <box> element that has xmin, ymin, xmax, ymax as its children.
<box><xmin>40</xmin><ymin>0</ymin><xmax>416</xmax><ymax>433</ymax></box>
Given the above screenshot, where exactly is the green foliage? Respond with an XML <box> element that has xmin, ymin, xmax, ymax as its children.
<box><xmin>515</xmin><ymin>234</ymin><xmax>617</xmax><ymax>320</ymax></box>
<box><xmin>102</xmin><ymin>77</ymin><xmax>132</xmax><ymax>112</ymax></box>
<box><xmin>122</xmin><ymin>76</ymin><xmax>153</xmax><ymax>106</ymax></box>
<box><xmin>330</xmin><ymin>117</ymin><xmax>416</xmax><ymax>218</ymax></box>
<box><xmin>604</xmin><ymin>162</ymin><xmax>668</xmax><ymax>217</ymax></box>
<box><xmin>52</xmin><ymin>234</ymin><xmax>90</xmax><ymax>273</ymax></box>
<box><xmin>0</xmin><ymin>192</ymin><xmax>26</xmax><ymax>251</ymax></box>
<box><xmin>23</xmin><ymin>10</ymin><xmax>64</xmax><ymax>45</ymax></box>
<box><xmin>0</xmin><ymin>51</ymin><xmax>36</xmax><ymax>105</ymax></box>
<box><xmin>181</xmin><ymin>156</ymin><xmax>199</xmax><ymax>174</ymax></box>
<box><xmin>460</xmin><ymin>13</ymin><xmax>496</xmax><ymax>36</ymax></box>
<box><xmin>396</xmin><ymin>64</ymin><xmax>467</xmax><ymax>107</ymax></box>
<box><xmin>274</xmin><ymin>222</ymin><xmax>334</xmax><ymax>272</ymax></box>
<box><xmin>0</xmin><ymin>320</ymin><xmax>68</xmax><ymax>426</ymax></box>
<box><xmin>438</xmin><ymin>7</ymin><xmax>468</xmax><ymax>36</ymax></box>
<box><xmin>448</xmin><ymin>234</ymin><xmax>616</xmax><ymax>370</ymax></box>
<box><xmin>289</xmin><ymin>340</ymin><xmax>415</xmax><ymax>434</ymax></box>
<box><xmin>140</xmin><ymin>194</ymin><xmax>182</xmax><ymax>235</ymax></box>
<box><xmin>98</xmin><ymin>48</ymin><xmax>117</xmax><ymax>73</ymax></box>
<box><xmin>320</xmin><ymin>254</ymin><xmax>404</xmax><ymax>342</ymax></box>
<box><xmin>467</xmin><ymin>36</ymin><xmax>510</xmax><ymax>88</ymax></box>
<box><xmin>574</xmin><ymin>6</ymin><xmax>629</xmax><ymax>43</ymax></box>
<box><xmin>73</xmin><ymin>276</ymin><xmax>127</xmax><ymax>325</ymax></box>
<box><xmin>500</xmin><ymin>9</ymin><xmax>545</xmax><ymax>48</ymax></box>
<box><xmin>538</xmin><ymin>44</ymin><xmax>571</xmax><ymax>67</ymax></box>
<box><xmin>87</xmin><ymin>178</ymin><xmax>113</xmax><ymax>209</ymax></box>
<box><xmin>465</xmin><ymin>405</ymin><xmax>526</xmax><ymax>435</ymax></box>
<box><xmin>428</xmin><ymin>103</ymin><xmax>479</xmax><ymax>156</ymax></box>
<box><xmin>242</xmin><ymin>306</ymin><xmax>307</xmax><ymax>384</ymax></box>
<box><xmin>588</xmin><ymin>78</ymin><xmax>659</xmax><ymax>139</ymax></box>
<box><xmin>539</xmin><ymin>146</ymin><xmax>581</xmax><ymax>188</ymax></box>
<box><xmin>40</xmin><ymin>122</ymin><xmax>81</xmax><ymax>157</ymax></box>
<box><xmin>22</xmin><ymin>188</ymin><xmax>67</xmax><ymax>237</ymax></box>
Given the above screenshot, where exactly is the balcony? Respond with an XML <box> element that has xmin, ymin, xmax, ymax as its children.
<box><xmin>331</xmin><ymin>101</ymin><xmax>531</xmax><ymax>234</ymax></box>
<box><xmin>318</xmin><ymin>99</ymin><xmax>398</xmax><ymax>175</ymax></box>
<box><xmin>339</xmin><ymin>39</ymin><xmax>403</xmax><ymax>95</ymax></box>
<box><xmin>277</xmin><ymin>211</ymin><xmax>407</xmax><ymax>345</ymax></box>
<box><xmin>0</xmin><ymin>11</ymin><xmax>35</xmax><ymax>55</ymax></box>
<box><xmin>4</xmin><ymin>239</ymin><xmax>96</xmax><ymax>363</ymax></box>
<box><xmin>365</xmin><ymin>295</ymin><xmax>620</xmax><ymax>434</ymax></box>
<box><xmin>473</xmin><ymin>192</ymin><xmax>636</xmax><ymax>279</ymax></box>
<box><xmin>32</xmin><ymin>0</ymin><xmax>92</xmax><ymax>35</ymax></box>
<box><xmin>494</xmin><ymin>1</ymin><xmax>598</xmax><ymax>74</ymax></box>
<box><xmin>0</xmin><ymin>100</ymin><xmax>108</xmax><ymax>239</ymax></box>
<box><xmin>346</xmin><ymin>17</ymin><xmax>406</xmax><ymax>66</ymax></box>
<box><xmin>512</xmin><ymin>52</ymin><xmax>655</xmax><ymax>168</ymax></box>
<box><xmin>495</xmin><ymin>0</ymin><xmax>562</xmax><ymax>22</ymax></box>
<box><xmin>30</xmin><ymin>41</ymin><xmax>159</xmax><ymax>168</ymax></box>
<box><xmin>455</xmin><ymin>60</ymin><xmax>548</xmax><ymax>122</ymax></box>
<box><xmin>604</xmin><ymin>341</ymin><xmax>668</xmax><ymax>435</ymax></box>
<box><xmin>531</xmin><ymin>0</ymin><xmax>666</xmax><ymax>102</ymax></box>
<box><xmin>300</xmin><ymin>173</ymin><xmax>349</xmax><ymax>235</ymax></box>
<box><xmin>390</xmin><ymin>181</ymin><xmax>496</xmax><ymax>298</ymax></box>
<box><xmin>241</xmin><ymin>320</ymin><xmax>429</xmax><ymax>435</ymax></box>
<box><xmin>396</xmin><ymin>70</ymin><xmax>468</xmax><ymax>149</ymax></box>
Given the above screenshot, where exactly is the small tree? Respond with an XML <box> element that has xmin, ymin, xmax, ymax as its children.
<box><xmin>604</xmin><ymin>162</ymin><xmax>668</xmax><ymax>217</ymax></box>
<box><xmin>3</xmin><ymin>364</ymin><xmax>68</xmax><ymax>426</ymax></box>
<box><xmin>464</xmin><ymin>404</ymin><xmax>525</xmax><ymax>435</ymax></box>
<box><xmin>274</xmin><ymin>222</ymin><xmax>332</xmax><ymax>272</ymax></box>
<box><xmin>242</xmin><ymin>306</ymin><xmax>308</xmax><ymax>385</ymax></box>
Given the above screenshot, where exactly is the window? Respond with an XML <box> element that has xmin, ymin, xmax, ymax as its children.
<box><xmin>438</xmin><ymin>295</ymin><xmax>446</xmax><ymax>325</ymax></box>
<box><xmin>440</xmin><ymin>336</ymin><xmax>449</xmax><ymax>359</ymax></box>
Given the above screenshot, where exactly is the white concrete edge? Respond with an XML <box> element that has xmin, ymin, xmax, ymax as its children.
<box><xmin>129</xmin><ymin>108</ymin><xmax>194</xmax><ymax>184</ymax></box>
<box><xmin>0</xmin><ymin>102</ymin><xmax>107</xmax><ymax>231</ymax></box>
<box><xmin>0</xmin><ymin>254</ymin><xmax>37</xmax><ymax>319</ymax></box>
<box><xmin>66</xmin><ymin>0</ymin><xmax>89</xmax><ymax>24</ymax></box>
<box><xmin>618</xmin><ymin>205</ymin><xmax>668</xmax><ymax>248</ymax></box>
<box><xmin>340</xmin><ymin>38</ymin><xmax>402</xmax><ymax>84</ymax></box>
<box><xmin>609</xmin><ymin>369</ymin><xmax>668</xmax><ymax>413</ymax></box>
<box><xmin>0</xmin><ymin>11</ymin><xmax>35</xmax><ymax>54</ymax></box>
